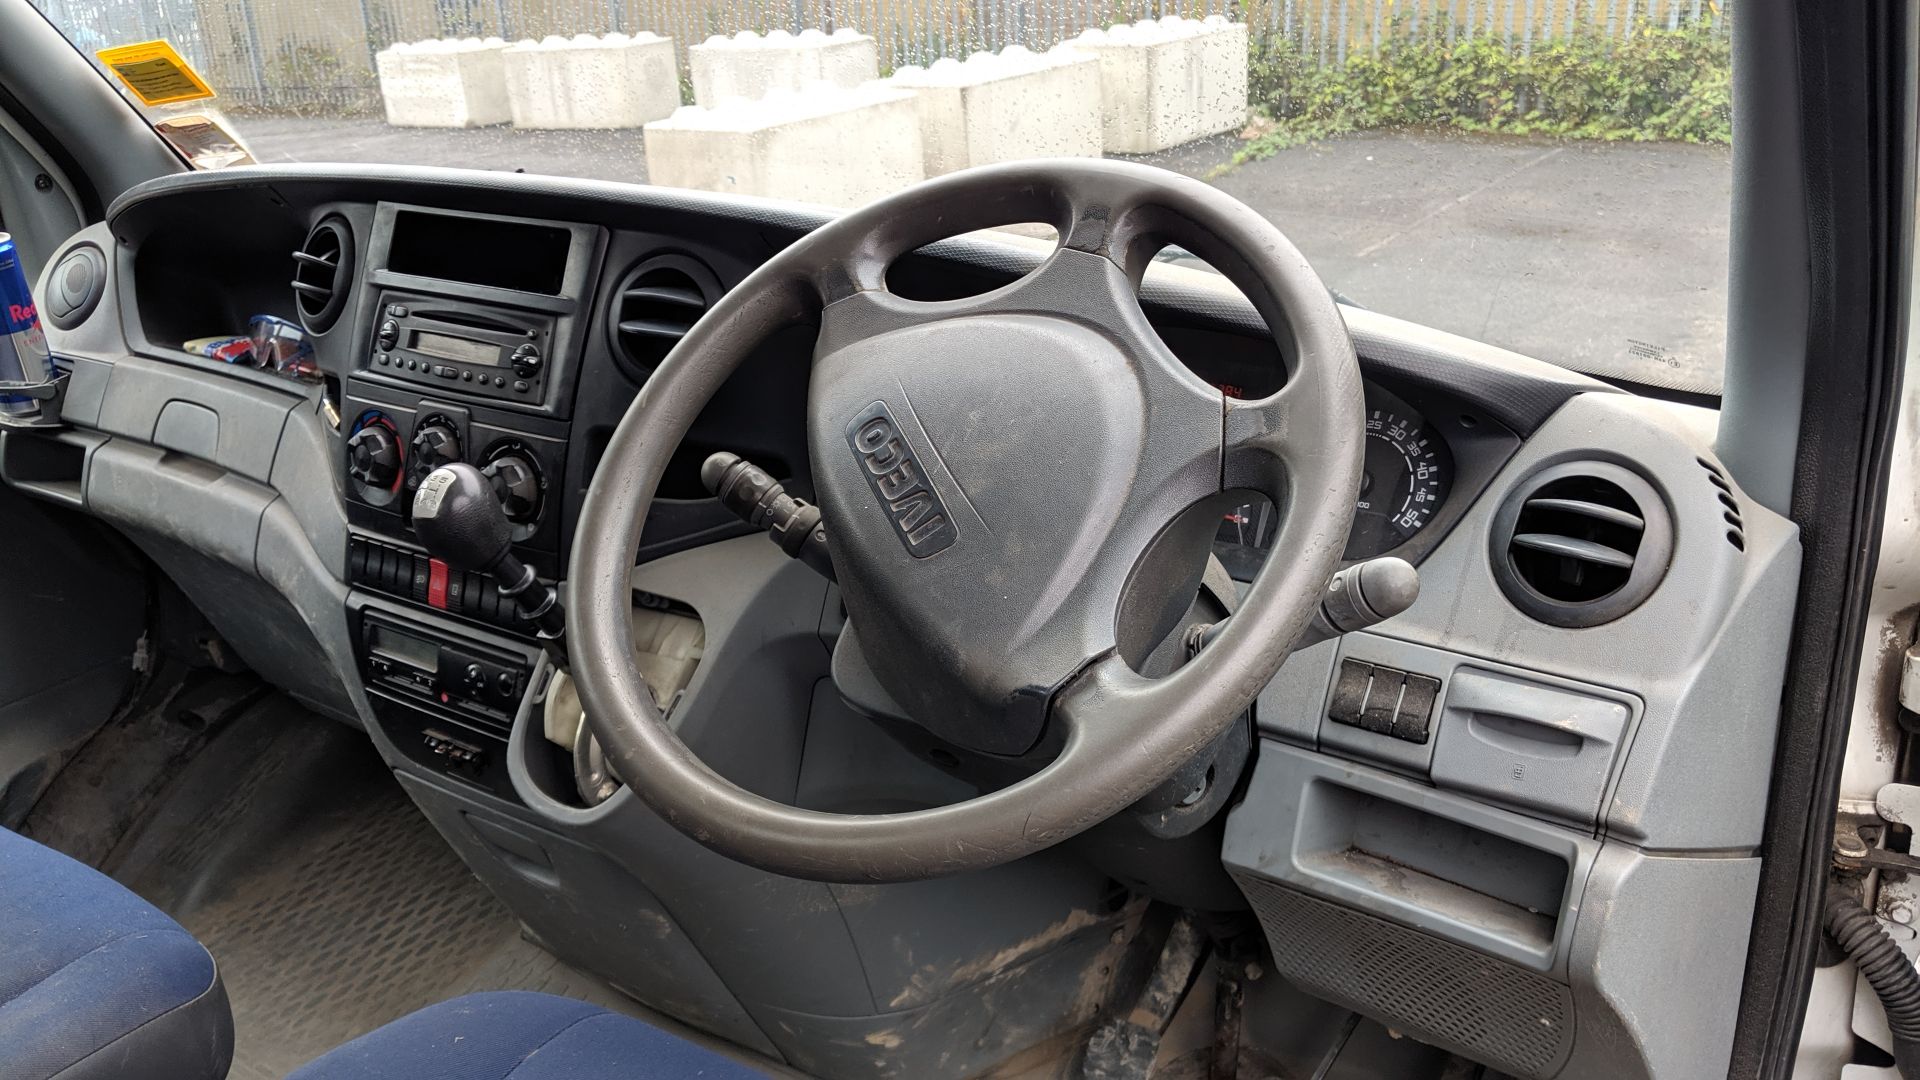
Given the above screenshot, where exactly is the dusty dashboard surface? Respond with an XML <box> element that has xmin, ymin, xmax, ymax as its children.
<box><xmin>4</xmin><ymin>166</ymin><xmax>1798</xmax><ymax>1080</ymax></box>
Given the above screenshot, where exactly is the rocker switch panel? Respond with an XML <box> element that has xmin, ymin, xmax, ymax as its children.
<box><xmin>1327</xmin><ymin>659</ymin><xmax>1440</xmax><ymax>744</ymax></box>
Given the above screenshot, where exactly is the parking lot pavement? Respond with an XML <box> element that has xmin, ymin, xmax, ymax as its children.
<box><xmin>234</xmin><ymin>115</ymin><xmax>1731</xmax><ymax>389</ymax></box>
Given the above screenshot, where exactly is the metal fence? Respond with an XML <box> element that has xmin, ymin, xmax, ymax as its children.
<box><xmin>1246</xmin><ymin>0</ymin><xmax>1727</xmax><ymax>66</ymax></box>
<box><xmin>32</xmin><ymin>0</ymin><xmax>1724</xmax><ymax>114</ymax></box>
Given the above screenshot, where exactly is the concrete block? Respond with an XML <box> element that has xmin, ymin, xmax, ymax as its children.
<box><xmin>1192</xmin><ymin>16</ymin><xmax>1250</xmax><ymax>137</ymax></box>
<box><xmin>375</xmin><ymin>37</ymin><xmax>511</xmax><ymax>128</ymax></box>
<box><xmin>885</xmin><ymin>44</ymin><xmax>1102</xmax><ymax>175</ymax></box>
<box><xmin>1068</xmin><ymin>17</ymin><xmax>1248</xmax><ymax>152</ymax></box>
<box><xmin>644</xmin><ymin>83</ymin><xmax>924</xmax><ymax>208</ymax></box>
<box><xmin>688</xmin><ymin>28</ymin><xmax>879</xmax><ymax>107</ymax></box>
<box><xmin>504</xmin><ymin>32</ymin><xmax>680</xmax><ymax>129</ymax></box>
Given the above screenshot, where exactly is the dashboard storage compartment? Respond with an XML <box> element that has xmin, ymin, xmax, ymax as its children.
<box><xmin>1225</xmin><ymin>741</ymin><xmax>1597</xmax><ymax>1077</ymax></box>
<box><xmin>1294</xmin><ymin>777</ymin><xmax>1569</xmax><ymax>960</ymax></box>
<box><xmin>0</xmin><ymin>427</ymin><xmax>100</xmax><ymax>508</ymax></box>
<box><xmin>1429</xmin><ymin>667</ymin><xmax>1634</xmax><ymax>826</ymax></box>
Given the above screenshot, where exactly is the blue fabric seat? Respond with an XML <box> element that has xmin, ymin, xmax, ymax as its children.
<box><xmin>292</xmin><ymin>991</ymin><xmax>769</xmax><ymax>1079</ymax></box>
<box><xmin>0</xmin><ymin>827</ymin><xmax>232</xmax><ymax>1080</ymax></box>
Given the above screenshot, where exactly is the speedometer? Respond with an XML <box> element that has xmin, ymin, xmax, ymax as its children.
<box><xmin>1345</xmin><ymin>405</ymin><xmax>1453</xmax><ymax>559</ymax></box>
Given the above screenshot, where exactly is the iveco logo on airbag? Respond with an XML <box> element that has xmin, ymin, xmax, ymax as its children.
<box><xmin>846</xmin><ymin>401</ymin><xmax>956</xmax><ymax>558</ymax></box>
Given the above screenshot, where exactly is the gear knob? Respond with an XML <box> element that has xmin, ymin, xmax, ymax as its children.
<box><xmin>412</xmin><ymin>462</ymin><xmax>513</xmax><ymax>575</ymax></box>
<box><xmin>413</xmin><ymin>461</ymin><xmax>566</xmax><ymax>643</ymax></box>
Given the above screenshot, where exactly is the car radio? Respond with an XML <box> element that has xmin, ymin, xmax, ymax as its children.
<box><xmin>368</xmin><ymin>292</ymin><xmax>553</xmax><ymax>405</ymax></box>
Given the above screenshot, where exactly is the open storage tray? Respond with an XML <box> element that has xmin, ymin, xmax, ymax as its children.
<box><xmin>1223</xmin><ymin>739</ymin><xmax>1599</xmax><ymax>975</ymax></box>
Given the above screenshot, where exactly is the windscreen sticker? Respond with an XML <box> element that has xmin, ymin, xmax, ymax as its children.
<box><xmin>96</xmin><ymin>41</ymin><xmax>215</xmax><ymax>107</ymax></box>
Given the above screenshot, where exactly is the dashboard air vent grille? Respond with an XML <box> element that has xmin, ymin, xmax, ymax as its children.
<box><xmin>291</xmin><ymin>217</ymin><xmax>354</xmax><ymax>332</ymax></box>
<box><xmin>1697</xmin><ymin>456</ymin><xmax>1745</xmax><ymax>551</ymax></box>
<box><xmin>609</xmin><ymin>254</ymin><xmax>719</xmax><ymax>379</ymax></box>
<box><xmin>1491</xmin><ymin>463</ymin><xmax>1671</xmax><ymax>628</ymax></box>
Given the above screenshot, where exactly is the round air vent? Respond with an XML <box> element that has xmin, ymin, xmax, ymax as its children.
<box><xmin>1489</xmin><ymin>462</ymin><xmax>1672</xmax><ymax>628</ymax></box>
<box><xmin>607</xmin><ymin>254</ymin><xmax>719</xmax><ymax>379</ymax></box>
<box><xmin>291</xmin><ymin>217</ymin><xmax>354</xmax><ymax>332</ymax></box>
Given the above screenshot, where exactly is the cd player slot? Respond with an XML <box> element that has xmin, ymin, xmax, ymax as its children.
<box><xmin>407</xmin><ymin>309</ymin><xmax>528</xmax><ymax>333</ymax></box>
<box><xmin>369</xmin><ymin>291</ymin><xmax>552</xmax><ymax>405</ymax></box>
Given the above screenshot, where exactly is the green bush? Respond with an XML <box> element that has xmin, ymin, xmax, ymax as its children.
<box><xmin>1234</xmin><ymin>16</ymin><xmax>1731</xmax><ymax>167</ymax></box>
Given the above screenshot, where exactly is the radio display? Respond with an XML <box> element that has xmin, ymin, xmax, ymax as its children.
<box><xmin>410</xmin><ymin>330</ymin><xmax>501</xmax><ymax>367</ymax></box>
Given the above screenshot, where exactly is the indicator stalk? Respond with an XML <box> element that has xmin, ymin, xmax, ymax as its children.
<box><xmin>702</xmin><ymin>452</ymin><xmax>836</xmax><ymax>582</ymax></box>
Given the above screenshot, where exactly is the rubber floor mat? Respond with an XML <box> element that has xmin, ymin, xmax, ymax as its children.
<box><xmin>28</xmin><ymin>691</ymin><xmax>793</xmax><ymax>1078</ymax></box>
<box><xmin>181</xmin><ymin>783</ymin><xmax>509</xmax><ymax>1078</ymax></box>
<box><xmin>187</xmin><ymin>778</ymin><xmax>646</xmax><ymax>1077</ymax></box>
<box><xmin>86</xmin><ymin>699</ymin><xmax>642</xmax><ymax>1079</ymax></box>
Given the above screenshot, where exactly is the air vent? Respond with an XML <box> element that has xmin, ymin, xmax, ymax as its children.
<box><xmin>291</xmin><ymin>217</ymin><xmax>354</xmax><ymax>332</ymax></box>
<box><xmin>1697</xmin><ymin>456</ymin><xmax>1746</xmax><ymax>551</ymax></box>
<box><xmin>608</xmin><ymin>254</ymin><xmax>719</xmax><ymax>378</ymax></box>
<box><xmin>1490</xmin><ymin>462</ymin><xmax>1672</xmax><ymax>628</ymax></box>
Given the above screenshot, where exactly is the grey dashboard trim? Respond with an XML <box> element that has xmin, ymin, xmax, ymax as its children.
<box><xmin>92</xmin><ymin>354</ymin><xmax>298</xmax><ymax>486</ymax></box>
<box><xmin>106</xmin><ymin>165</ymin><xmax>1615</xmax><ymax>437</ymax></box>
<box><xmin>1344</xmin><ymin>391</ymin><xmax>1800</xmax><ymax>852</ymax></box>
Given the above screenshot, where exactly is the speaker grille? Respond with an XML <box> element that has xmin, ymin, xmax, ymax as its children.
<box><xmin>1233</xmin><ymin>874</ymin><xmax>1575</xmax><ymax>1079</ymax></box>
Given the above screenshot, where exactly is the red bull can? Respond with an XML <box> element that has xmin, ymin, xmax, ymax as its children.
<box><xmin>0</xmin><ymin>232</ymin><xmax>51</xmax><ymax>417</ymax></box>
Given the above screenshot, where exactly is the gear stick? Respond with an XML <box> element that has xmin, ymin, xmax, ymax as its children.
<box><xmin>413</xmin><ymin>462</ymin><xmax>566</xmax><ymax>644</ymax></box>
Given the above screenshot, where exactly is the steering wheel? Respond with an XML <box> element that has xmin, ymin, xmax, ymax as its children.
<box><xmin>569</xmin><ymin>160</ymin><xmax>1364</xmax><ymax>883</ymax></box>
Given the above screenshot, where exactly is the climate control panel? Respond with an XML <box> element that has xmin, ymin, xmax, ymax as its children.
<box><xmin>341</xmin><ymin>390</ymin><xmax>568</xmax><ymax>577</ymax></box>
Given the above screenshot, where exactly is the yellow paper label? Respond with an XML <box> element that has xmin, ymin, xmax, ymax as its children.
<box><xmin>96</xmin><ymin>40</ymin><xmax>215</xmax><ymax>107</ymax></box>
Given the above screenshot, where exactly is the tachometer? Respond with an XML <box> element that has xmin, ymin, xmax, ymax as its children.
<box><xmin>1345</xmin><ymin>406</ymin><xmax>1453</xmax><ymax>559</ymax></box>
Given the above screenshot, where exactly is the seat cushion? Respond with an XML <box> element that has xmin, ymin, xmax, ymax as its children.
<box><xmin>0</xmin><ymin>827</ymin><xmax>232</xmax><ymax>1080</ymax></box>
<box><xmin>291</xmin><ymin>991</ymin><xmax>768</xmax><ymax>1080</ymax></box>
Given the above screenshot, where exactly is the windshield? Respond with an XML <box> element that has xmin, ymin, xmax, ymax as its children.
<box><xmin>36</xmin><ymin>0</ymin><xmax>1731</xmax><ymax>392</ymax></box>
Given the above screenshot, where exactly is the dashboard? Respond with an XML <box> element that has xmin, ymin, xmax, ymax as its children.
<box><xmin>2</xmin><ymin>165</ymin><xmax>1801</xmax><ymax>1080</ymax></box>
<box><xmin>85</xmin><ymin>170</ymin><xmax>1540</xmax><ymax>591</ymax></box>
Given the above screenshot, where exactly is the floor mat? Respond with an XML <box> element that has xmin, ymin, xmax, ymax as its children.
<box><xmin>83</xmin><ymin>695</ymin><xmax>653</xmax><ymax>1079</ymax></box>
<box><xmin>184</xmin><ymin>784</ymin><xmax>516</xmax><ymax>1078</ymax></box>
